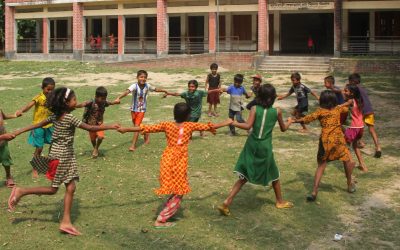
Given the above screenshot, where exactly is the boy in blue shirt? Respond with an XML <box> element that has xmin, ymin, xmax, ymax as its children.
<box><xmin>222</xmin><ymin>74</ymin><xmax>251</xmax><ymax>135</ymax></box>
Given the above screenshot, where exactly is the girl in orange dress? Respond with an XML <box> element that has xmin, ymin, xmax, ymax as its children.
<box><xmin>118</xmin><ymin>102</ymin><xmax>232</xmax><ymax>228</ymax></box>
<box><xmin>296</xmin><ymin>90</ymin><xmax>356</xmax><ymax>202</ymax></box>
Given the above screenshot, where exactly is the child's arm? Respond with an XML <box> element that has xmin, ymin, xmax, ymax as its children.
<box><xmin>117</xmin><ymin>126</ymin><xmax>142</xmax><ymax>133</ymax></box>
<box><xmin>79</xmin><ymin>122</ymin><xmax>120</xmax><ymax>132</ymax></box>
<box><xmin>212</xmin><ymin>119</ymin><xmax>233</xmax><ymax>129</ymax></box>
<box><xmin>277</xmin><ymin>92</ymin><xmax>292</xmax><ymax>100</ymax></box>
<box><xmin>2</xmin><ymin>110</ymin><xmax>19</xmax><ymax>120</ymax></box>
<box><xmin>75</xmin><ymin>101</ymin><xmax>90</xmax><ymax>109</ymax></box>
<box><xmin>114</xmin><ymin>89</ymin><xmax>131</xmax><ymax>103</ymax></box>
<box><xmin>294</xmin><ymin>110</ymin><xmax>320</xmax><ymax>124</ymax></box>
<box><xmin>339</xmin><ymin>99</ymin><xmax>353</xmax><ymax>107</ymax></box>
<box><xmin>163</xmin><ymin>91</ymin><xmax>181</xmax><ymax>98</ymax></box>
<box><xmin>0</xmin><ymin>133</ymin><xmax>16</xmax><ymax>141</ymax></box>
<box><xmin>311</xmin><ymin>90</ymin><xmax>320</xmax><ymax>100</ymax></box>
<box><xmin>207</xmin><ymin>88</ymin><xmax>222</xmax><ymax>94</ymax></box>
<box><xmin>232</xmin><ymin>106</ymin><xmax>256</xmax><ymax>130</ymax></box>
<box><xmin>12</xmin><ymin>119</ymin><xmax>51</xmax><ymax>137</ymax></box>
<box><xmin>108</xmin><ymin>100</ymin><xmax>120</xmax><ymax>105</ymax></box>
<box><xmin>154</xmin><ymin>87</ymin><xmax>168</xmax><ymax>94</ymax></box>
<box><xmin>277</xmin><ymin>108</ymin><xmax>293</xmax><ymax>132</ymax></box>
<box><xmin>16</xmin><ymin>100</ymin><xmax>35</xmax><ymax>116</ymax></box>
<box><xmin>205</xmin><ymin>75</ymin><xmax>209</xmax><ymax>91</ymax></box>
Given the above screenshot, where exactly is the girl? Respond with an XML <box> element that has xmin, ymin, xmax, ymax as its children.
<box><xmin>8</xmin><ymin>87</ymin><xmax>119</xmax><ymax>236</ymax></box>
<box><xmin>218</xmin><ymin>84</ymin><xmax>294</xmax><ymax>216</ymax></box>
<box><xmin>295</xmin><ymin>90</ymin><xmax>356</xmax><ymax>202</ymax></box>
<box><xmin>342</xmin><ymin>83</ymin><xmax>368</xmax><ymax>172</ymax></box>
<box><xmin>118</xmin><ymin>102</ymin><xmax>232</xmax><ymax>228</ymax></box>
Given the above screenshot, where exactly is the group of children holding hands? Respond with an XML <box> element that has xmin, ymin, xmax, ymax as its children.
<box><xmin>0</xmin><ymin>63</ymin><xmax>381</xmax><ymax>234</ymax></box>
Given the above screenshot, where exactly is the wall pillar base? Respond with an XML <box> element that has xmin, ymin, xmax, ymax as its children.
<box><xmin>73</xmin><ymin>50</ymin><xmax>83</xmax><ymax>60</ymax></box>
<box><xmin>5</xmin><ymin>51</ymin><xmax>16</xmax><ymax>60</ymax></box>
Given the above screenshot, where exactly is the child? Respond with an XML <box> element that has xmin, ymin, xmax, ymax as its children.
<box><xmin>295</xmin><ymin>90</ymin><xmax>356</xmax><ymax>202</ymax></box>
<box><xmin>118</xmin><ymin>102</ymin><xmax>232</xmax><ymax>228</ymax></box>
<box><xmin>205</xmin><ymin>63</ymin><xmax>221</xmax><ymax>117</ymax></box>
<box><xmin>76</xmin><ymin>86</ymin><xmax>119</xmax><ymax>158</ymax></box>
<box><xmin>218</xmin><ymin>84</ymin><xmax>293</xmax><ymax>216</ymax></box>
<box><xmin>115</xmin><ymin>70</ymin><xmax>168</xmax><ymax>151</ymax></box>
<box><xmin>7</xmin><ymin>87</ymin><xmax>120</xmax><ymax>236</ymax></box>
<box><xmin>278</xmin><ymin>72</ymin><xmax>319</xmax><ymax>132</ymax></box>
<box><xmin>324</xmin><ymin>75</ymin><xmax>347</xmax><ymax>124</ymax></box>
<box><xmin>342</xmin><ymin>83</ymin><xmax>368</xmax><ymax>172</ymax></box>
<box><xmin>222</xmin><ymin>74</ymin><xmax>251</xmax><ymax>136</ymax></box>
<box><xmin>164</xmin><ymin>80</ymin><xmax>221</xmax><ymax>136</ymax></box>
<box><xmin>349</xmin><ymin>73</ymin><xmax>381</xmax><ymax>158</ymax></box>
<box><xmin>246</xmin><ymin>74</ymin><xmax>262</xmax><ymax>110</ymax></box>
<box><xmin>16</xmin><ymin>77</ymin><xmax>55</xmax><ymax>178</ymax></box>
<box><xmin>0</xmin><ymin>109</ymin><xmax>19</xmax><ymax>187</ymax></box>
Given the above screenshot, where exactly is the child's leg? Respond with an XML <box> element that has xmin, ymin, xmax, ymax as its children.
<box><xmin>367</xmin><ymin>124</ymin><xmax>381</xmax><ymax>154</ymax></box>
<box><xmin>208</xmin><ymin>103</ymin><xmax>213</xmax><ymax>116</ymax></box>
<box><xmin>4</xmin><ymin>165</ymin><xmax>12</xmax><ymax>179</ymax></box>
<box><xmin>295</xmin><ymin>110</ymin><xmax>307</xmax><ymax>131</ymax></box>
<box><xmin>92</xmin><ymin>131</ymin><xmax>104</xmax><ymax>157</ymax></box>
<box><xmin>228</xmin><ymin>109</ymin><xmax>236</xmax><ymax>134</ymax></box>
<box><xmin>310</xmin><ymin>160</ymin><xmax>327</xmax><ymax>197</ymax></box>
<box><xmin>222</xmin><ymin>178</ymin><xmax>247</xmax><ymax>207</ymax></box>
<box><xmin>59</xmin><ymin>181</ymin><xmax>80</xmax><ymax>234</ymax></box>
<box><xmin>130</xmin><ymin>132</ymin><xmax>140</xmax><ymax>151</ymax></box>
<box><xmin>353</xmin><ymin>140</ymin><xmax>368</xmax><ymax>172</ymax></box>
<box><xmin>155</xmin><ymin>195</ymin><xmax>183</xmax><ymax>227</ymax></box>
<box><xmin>272</xmin><ymin>180</ymin><xmax>293</xmax><ymax>208</ymax></box>
<box><xmin>343</xmin><ymin>160</ymin><xmax>356</xmax><ymax>192</ymax></box>
<box><xmin>10</xmin><ymin>185</ymin><xmax>58</xmax><ymax>210</ymax></box>
<box><xmin>213</xmin><ymin>104</ymin><xmax>218</xmax><ymax>115</ymax></box>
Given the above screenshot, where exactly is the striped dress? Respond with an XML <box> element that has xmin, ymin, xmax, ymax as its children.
<box><xmin>31</xmin><ymin>113</ymin><xmax>82</xmax><ymax>187</ymax></box>
<box><xmin>234</xmin><ymin>105</ymin><xmax>279</xmax><ymax>186</ymax></box>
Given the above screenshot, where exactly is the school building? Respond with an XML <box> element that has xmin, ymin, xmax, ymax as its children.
<box><xmin>4</xmin><ymin>0</ymin><xmax>400</xmax><ymax>61</ymax></box>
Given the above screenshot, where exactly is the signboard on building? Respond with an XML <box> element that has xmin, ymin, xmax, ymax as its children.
<box><xmin>269</xmin><ymin>2</ymin><xmax>334</xmax><ymax>10</ymax></box>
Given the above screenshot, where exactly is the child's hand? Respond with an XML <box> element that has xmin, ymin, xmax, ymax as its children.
<box><xmin>117</xmin><ymin>127</ymin><xmax>127</xmax><ymax>134</ymax></box>
<box><xmin>110</xmin><ymin>123</ymin><xmax>121</xmax><ymax>130</ymax></box>
<box><xmin>15</xmin><ymin>110</ymin><xmax>23</xmax><ymax>117</ymax></box>
<box><xmin>114</xmin><ymin>98</ymin><xmax>121</xmax><ymax>104</ymax></box>
<box><xmin>1</xmin><ymin>133</ymin><xmax>16</xmax><ymax>141</ymax></box>
<box><xmin>162</xmin><ymin>93</ymin><xmax>168</xmax><ymax>98</ymax></box>
<box><xmin>277</xmin><ymin>96</ymin><xmax>283</xmax><ymax>100</ymax></box>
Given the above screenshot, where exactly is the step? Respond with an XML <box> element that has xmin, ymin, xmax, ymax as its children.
<box><xmin>260</xmin><ymin>63</ymin><xmax>329</xmax><ymax>67</ymax></box>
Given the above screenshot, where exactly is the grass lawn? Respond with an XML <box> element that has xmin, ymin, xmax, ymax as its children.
<box><xmin>0</xmin><ymin>61</ymin><xmax>399</xmax><ymax>249</ymax></box>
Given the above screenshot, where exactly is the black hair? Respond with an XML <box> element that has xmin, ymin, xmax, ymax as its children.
<box><xmin>234</xmin><ymin>74</ymin><xmax>244</xmax><ymax>84</ymax></box>
<box><xmin>95</xmin><ymin>86</ymin><xmax>108</xmax><ymax>97</ymax></box>
<box><xmin>348</xmin><ymin>73</ymin><xmax>361</xmax><ymax>84</ymax></box>
<box><xmin>291</xmin><ymin>72</ymin><xmax>301</xmax><ymax>81</ymax></box>
<box><xmin>210</xmin><ymin>63</ymin><xmax>218</xmax><ymax>70</ymax></box>
<box><xmin>174</xmin><ymin>102</ymin><xmax>191</xmax><ymax>123</ymax></box>
<box><xmin>324</xmin><ymin>75</ymin><xmax>335</xmax><ymax>85</ymax></box>
<box><xmin>345</xmin><ymin>83</ymin><xmax>363</xmax><ymax>110</ymax></box>
<box><xmin>188</xmin><ymin>80</ymin><xmax>198</xmax><ymax>88</ymax></box>
<box><xmin>319</xmin><ymin>90</ymin><xmax>337</xmax><ymax>109</ymax></box>
<box><xmin>137</xmin><ymin>70</ymin><xmax>148</xmax><ymax>78</ymax></box>
<box><xmin>255</xmin><ymin>84</ymin><xmax>277</xmax><ymax>108</ymax></box>
<box><xmin>46</xmin><ymin>87</ymin><xmax>75</xmax><ymax>118</ymax></box>
<box><xmin>42</xmin><ymin>77</ymin><xmax>55</xmax><ymax>89</ymax></box>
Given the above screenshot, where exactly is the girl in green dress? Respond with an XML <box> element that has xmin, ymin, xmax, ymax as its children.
<box><xmin>218</xmin><ymin>84</ymin><xmax>294</xmax><ymax>216</ymax></box>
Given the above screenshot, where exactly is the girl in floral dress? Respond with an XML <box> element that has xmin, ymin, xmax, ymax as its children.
<box><xmin>118</xmin><ymin>102</ymin><xmax>232</xmax><ymax>228</ymax></box>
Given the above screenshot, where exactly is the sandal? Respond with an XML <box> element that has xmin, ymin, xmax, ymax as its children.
<box><xmin>275</xmin><ymin>201</ymin><xmax>294</xmax><ymax>209</ymax></box>
<box><xmin>374</xmin><ymin>150</ymin><xmax>382</xmax><ymax>158</ymax></box>
<box><xmin>154</xmin><ymin>222</ymin><xmax>176</xmax><ymax>229</ymax></box>
<box><xmin>5</xmin><ymin>178</ymin><xmax>15</xmax><ymax>188</ymax></box>
<box><xmin>306</xmin><ymin>194</ymin><xmax>317</xmax><ymax>202</ymax></box>
<box><xmin>217</xmin><ymin>204</ymin><xmax>231</xmax><ymax>216</ymax></box>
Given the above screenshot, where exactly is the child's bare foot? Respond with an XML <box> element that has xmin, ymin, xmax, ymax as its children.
<box><xmin>357</xmin><ymin>165</ymin><xmax>368</xmax><ymax>172</ymax></box>
<box><xmin>154</xmin><ymin>221</ymin><xmax>176</xmax><ymax>228</ymax></box>
<box><xmin>275</xmin><ymin>201</ymin><xmax>294</xmax><ymax>209</ymax></box>
<box><xmin>357</xmin><ymin>140</ymin><xmax>366</xmax><ymax>149</ymax></box>
<box><xmin>128</xmin><ymin>146</ymin><xmax>136</xmax><ymax>152</ymax></box>
<box><xmin>91</xmin><ymin>149</ymin><xmax>99</xmax><ymax>158</ymax></box>
<box><xmin>59</xmin><ymin>223</ymin><xmax>82</xmax><ymax>236</ymax></box>
<box><xmin>32</xmin><ymin>169</ymin><xmax>38</xmax><ymax>178</ymax></box>
<box><xmin>217</xmin><ymin>204</ymin><xmax>231</xmax><ymax>216</ymax></box>
<box><xmin>144</xmin><ymin>140</ymin><xmax>150</xmax><ymax>145</ymax></box>
<box><xmin>8</xmin><ymin>186</ymin><xmax>21</xmax><ymax>212</ymax></box>
<box><xmin>348</xmin><ymin>182</ymin><xmax>356</xmax><ymax>193</ymax></box>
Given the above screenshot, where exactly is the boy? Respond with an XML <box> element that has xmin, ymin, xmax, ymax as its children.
<box><xmin>222</xmin><ymin>74</ymin><xmax>251</xmax><ymax>136</ymax></box>
<box><xmin>278</xmin><ymin>72</ymin><xmax>319</xmax><ymax>132</ymax></box>
<box><xmin>164</xmin><ymin>80</ymin><xmax>221</xmax><ymax>136</ymax></box>
<box><xmin>115</xmin><ymin>70</ymin><xmax>168</xmax><ymax>151</ymax></box>
<box><xmin>246</xmin><ymin>74</ymin><xmax>263</xmax><ymax>110</ymax></box>
<box><xmin>16</xmin><ymin>77</ymin><xmax>55</xmax><ymax>178</ymax></box>
<box><xmin>0</xmin><ymin>109</ymin><xmax>19</xmax><ymax>187</ymax></box>
<box><xmin>77</xmin><ymin>86</ymin><xmax>119</xmax><ymax>158</ymax></box>
<box><xmin>205</xmin><ymin>63</ymin><xmax>221</xmax><ymax>117</ymax></box>
<box><xmin>348</xmin><ymin>73</ymin><xmax>381</xmax><ymax>158</ymax></box>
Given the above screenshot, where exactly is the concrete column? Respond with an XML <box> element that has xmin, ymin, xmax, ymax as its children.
<box><xmin>5</xmin><ymin>5</ymin><xmax>16</xmax><ymax>59</ymax></box>
<box><xmin>72</xmin><ymin>2</ymin><xmax>84</xmax><ymax>59</ymax></box>
<box><xmin>369</xmin><ymin>11</ymin><xmax>375</xmax><ymax>52</ymax></box>
<box><xmin>139</xmin><ymin>15</ymin><xmax>145</xmax><ymax>38</ymax></box>
<box><xmin>209</xmin><ymin>12</ymin><xmax>216</xmax><ymax>53</ymax></box>
<box><xmin>226</xmin><ymin>12</ymin><xmax>232</xmax><ymax>50</ymax></box>
<box><xmin>54</xmin><ymin>19</ymin><xmax>58</xmax><ymax>38</ymax></box>
<box><xmin>342</xmin><ymin>9</ymin><xmax>348</xmax><ymax>52</ymax></box>
<box><xmin>42</xmin><ymin>18</ymin><xmax>50</xmax><ymax>54</ymax></box>
<box><xmin>258</xmin><ymin>0</ymin><xmax>269</xmax><ymax>54</ymax></box>
<box><xmin>180</xmin><ymin>14</ymin><xmax>186</xmax><ymax>51</ymax></box>
<box><xmin>273</xmin><ymin>11</ymin><xmax>280</xmax><ymax>53</ymax></box>
<box><xmin>251</xmin><ymin>13</ymin><xmax>257</xmax><ymax>49</ymax></box>
<box><xmin>334</xmin><ymin>0</ymin><xmax>343</xmax><ymax>57</ymax></box>
<box><xmin>157</xmin><ymin>0</ymin><xmax>168</xmax><ymax>56</ymax></box>
<box><xmin>118</xmin><ymin>15</ymin><xmax>125</xmax><ymax>59</ymax></box>
<box><xmin>102</xmin><ymin>16</ymin><xmax>107</xmax><ymax>49</ymax></box>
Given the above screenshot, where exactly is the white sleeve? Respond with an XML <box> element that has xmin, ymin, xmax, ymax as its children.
<box><xmin>127</xmin><ymin>83</ymin><xmax>136</xmax><ymax>93</ymax></box>
<box><xmin>147</xmin><ymin>83</ymin><xmax>156</xmax><ymax>92</ymax></box>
